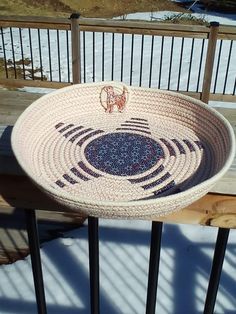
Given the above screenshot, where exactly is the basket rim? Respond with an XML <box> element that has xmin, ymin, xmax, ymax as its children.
<box><xmin>11</xmin><ymin>81</ymin><xmax>236</xmax><ymax>209</ymax></box>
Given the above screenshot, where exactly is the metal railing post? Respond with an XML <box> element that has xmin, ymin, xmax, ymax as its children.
<box><xmin>146</xmin><ymin>221</ymin><xmax>163</xmax><ymax>314</ymax></box>
<box><xmin>88</xmin><ymin>216</ymin><xmax>100</xmax><ymax>314</ymax></box>
<box><xmin>25</xmin><ymin>209</ymin><xmax>47</xmax><ymax>314</ymax></box>
<box><xmin>203</xmin><ymin>227</ymin><xmax>230</xmax><ymax>314</ymax></box>
<box><xmin>201</xmin><ymin>21</ymin><xmax>219</xmax><ymax>104</ymax></box>
<box><xmin>70</xmin><ymin>13</ymin><xmax>81</xmax><ymax>84</ymax></box>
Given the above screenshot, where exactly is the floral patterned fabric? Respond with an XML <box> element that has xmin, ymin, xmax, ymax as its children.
<box><xmin>84</xmin><ymin>132</ymin><xmax>164</xmax><ymax>176</ymax></box>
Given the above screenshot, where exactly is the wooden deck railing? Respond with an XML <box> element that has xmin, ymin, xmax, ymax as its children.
<box><xmin>0</xmin><ymin>15</ymin><xmax>236</xmax><ymax>103</ymax></box>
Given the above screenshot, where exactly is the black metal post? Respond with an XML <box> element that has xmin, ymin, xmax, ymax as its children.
<box><xmin>203</xmin><ymin>227</ymin><xmax>230</xmax><ymax>314</ymax></box>
<box><xmin>146</xmin><ymin>221</ymin><xmax>163</xmax><ymax>314</ymax></box>
<box><xmin>25</xmin><ymin>209</ymin><xmax>47</xmax><ymax>314</ymax></box>
<box><xmin>88</xmin><ymin>216</ymin><xmax>100</xmax><ymax>314</ymax></box>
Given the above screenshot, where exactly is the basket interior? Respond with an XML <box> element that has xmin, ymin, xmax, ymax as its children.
<box><xmin>13</xmin><ymin>84</ymin><xmax>231</xmax><ymax>203</ymax></box>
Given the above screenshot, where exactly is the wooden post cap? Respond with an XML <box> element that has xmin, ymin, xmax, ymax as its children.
<box><xmin>210</xmin><ymin>21</ymin><xmax>220</xmax><ymax>27</ymax></box>
<box><xmin>69</xmin><ymin>13</ymin><xmax>80</xmax><ymax>19</ymax></box>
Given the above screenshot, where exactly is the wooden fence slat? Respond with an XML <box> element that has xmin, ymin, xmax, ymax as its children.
<box><xmin>0</xmin><ymin>15</ymin><xmax>69</xmax><ymax>24</ymax></box>
<box><xmin>0</xmin><ymin>79</ymin><xmax>71</xmax><ymax>89</ymax></box>
<box><xmin>0</xmin><ymin>22</ymin><xmax>70</xmax><ymax>31</ymax></box>
<box><xmin>219</xmin><ymin>25</ymin><xmax>236</xmax><ymax>35</ymax></box>
<box><xmin>209</xmin><ymin>93</ymin><xmax>236</xmax><ymax>102</ymax></box>
<box><xmin>79</xmin><ymin>18</ymin><xmax>210</xmax><ymax>33</ymax></box>
<box><xmin>201</xmin><ymin>22</ymin><xmax>220</xmax><ymax>104</ymax></box>
<box><xmin>70</xmin><ymin>13</ymin><xmax>81</xmax><ymax>84</ymax></box>
<box><xmin>79</xmin><ymin>25</ymin><xmax>208</xmax><ymax>38</ymax></box>
<box><xmin>218</xmin><ymin>34</ymin><xmax>236</xmax><ymax>40</ymax></box>
<box><xmin>0</xmin><ymin>15</ymin><xmax>71</xmax><ymax>30</ymax></box>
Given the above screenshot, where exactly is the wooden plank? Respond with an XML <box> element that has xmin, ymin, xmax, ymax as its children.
<box><xmin>0</xmin><ymin>90</ymin><xmax>43</xmax><ymax>106</ymax></box>
<box><xmin>79</xmin><ymin>18</ymin><xmax>210</xmax><ymax>33</ymax></box>
<box><xmin>219</xmin><ymin>25</ymin><xmax>236</xmax><ymax>35</ymax></box>
<box><xmin>0</xmin><ymin>15</ymin><xmax>70</xmax><ymax>24</ymax></box>
<box><xmin>0</xmin><ymin>15</ymin><xmax>71</xmax><ymax>30</ymax></box>
<box><xmin>1</xmin><ymin>104</ymin><xmax>33</xmax><ymax>114</ymax></box>
<box><xmin>218</xmin><ymin>24</ymin><xmax>236</xmax><ymax>39</ymax></box>
<box><xmin>70</xmin><ymin>15</ymin><xmax>81</xmax><ymax>84</ymax></box>
<box><xmin>80</xmin><ymin>25</ymin><xmax>208</xmax><ymax>38</ymax></box>
<box><xmin>0</xmin><ymin>114</ymin><xmax>24</xmax><ymax>126</ymax></box>
<box><xmin>0</xmin><ymin>79</ymin><xmax>71</xmax><ymax>89</ymax></box>
<box><xmin>157</xmin><ymin>194</ymin><xmax>236</xmax><ymax>229</ymax></box>
<box><xmin>209</xmin><ymin>93</ymin><xmax>236</xmax><ymax>103</ymax></box>
<box><xmin>0</xmin><ymin>175</ymin><xmax>75</xmax><ymax>212</ymax></box>
<box><xmin>201</xmin><ymin>22</ymin><xmax>220</xmax><ymax>104</ymax></box>
<box><xmin>0</xmin><ymin>207</ymin><xmax>85</xmax><ymax>264</ymax></box>
<box><xmin>0</xmin><ymin>21</ymin><xmax>70</xmax><ymax>30</ymax></box>
<box><xmin>218</xmin><ymin>34</ymin><xmax>236</xmax><ymax>40</ymax></box>
<box><xmin>0</xmin><ymin>90</ymin><xmax>44</xmax><ymax>125</ymax></box>
<box><xmin>211</xmin><ymin>107</ymin><xmax>236</xmax><ymax>194</ymax></box>
<box><xmin>214</xmin><ymin>107</ymin><xmax>236</xmax><ymax>120</ymax></box>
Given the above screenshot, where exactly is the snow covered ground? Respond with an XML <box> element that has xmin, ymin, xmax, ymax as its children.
<box><xmin>0</xmin><ymin>8</ymin><xmax>236</xmax><ymax>314</ymax></box>
<box><xmin>122</xmin><ymin>9</ymin><xmax>236</xmax><ymax>26</ymax></box>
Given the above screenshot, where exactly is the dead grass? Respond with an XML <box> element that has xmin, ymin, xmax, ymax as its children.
<box><xmin>0</xmin><ymin>58</ymin><xmax>47</xmax><ymax>82</ymax></box>
<box><xmin>0</xmin><ymin>0</ymin><xmax>187</xmax><ymax>18</ymax></box>
<box><xmin>162</xmin><ymin>13</ymin><xmax>209</xmax><ymax>25</ymax></box>
<box><xmin>61</xmin><ymin>0</ymin><xmax>187</xmax><ymax>18</ymax></box>
<box><xmin>0</xmin><ymin>0</ymin><xmax>65</xmax><ymax>17</ymax></box>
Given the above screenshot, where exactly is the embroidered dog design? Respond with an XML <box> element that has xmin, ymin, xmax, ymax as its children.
<box><xmin>102</xmin><ymin>85</ymin><xmax>128</xmax><ymax>113</ymax></box>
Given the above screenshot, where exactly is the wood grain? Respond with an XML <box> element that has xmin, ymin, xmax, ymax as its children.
<box><xmin>201</xmin><ymin>23</ymin><xmax>219</xmax><ymax>104</ymax></box>
<box><xmin>0</xmin><ymin>15</ymin><xmax>71</xmax><ymax>30</ymax></box>
<box><xmin>157</xmin><ymin>194</ymin><xmax>236</xmax><ymax>229</ymax></box>
<box><xmin>0</xmin><ymin>206</ymin><xmax>85</xmax><ymax>264</ymax></box>
<box><xmin>79</xmin><ymin>25</ymin><xmax>208</xmax><ymax>38</ymax></box>
<box><xmin>0</xmin><ymin>79</ymin><xmax>71</xmax><ymax>89</ymax></box>
<box><xmin>70</xmin><ymin>17</ymin><xmax>81</xmax><ymax>84</ymax></box>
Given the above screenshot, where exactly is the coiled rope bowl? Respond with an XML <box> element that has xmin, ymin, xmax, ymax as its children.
<box><xmin>11</xmin><ymin>82</ymin><xmax>235</xmax><ymax>219</ymax></box>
